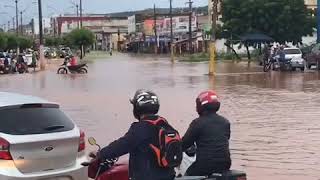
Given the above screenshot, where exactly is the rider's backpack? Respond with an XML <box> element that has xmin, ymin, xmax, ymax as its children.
<box><xmin>145</xmin><ymin>117</ymin><xmax>183</xmax><ymax>168</ymax></box>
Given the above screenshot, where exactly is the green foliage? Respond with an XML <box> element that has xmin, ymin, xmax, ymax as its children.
<box><xmin>0</xmin><ymin>33</ymin><xmax>33</xmax><ymax>50</ymax></box>
<box><xmin>6</xmin><ymin>34</ymin><xmax>19</xmax><ymax>50</ymax></box>
<box><xmin>0</xmin><ymin>33</ymin><xmax>8</xmax><ymax>51</ymax></box>
<box><xmin>18</xmin><ymin>36</ymin><xmax>33</xmax><ymax>50</ymax></box>
<box><xmin>221</xmin><ymin>0</ymin><xmax>315</xmax><ymax>44</ymax></box>
<box><xmin>45</xmin><ymin>37</ymin><xmax>55</xmax><ymax>47</ymax></box>
<box><xmin>62</xmin><ymin>35</ymin><xmax>73</xmax><ymax>47</ymax></box>
<box><xmin>45</xmin><ymin>37</ymin><xmax>63</xmax><ymax>47</ymax></box>
<box><xmin>67</xmin><ymin>28</ymin><xmax>95</xmax><ymax>48</ymax></box>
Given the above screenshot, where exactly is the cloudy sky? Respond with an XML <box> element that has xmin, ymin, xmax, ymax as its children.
<box><xmin>0</xmin><ymin>0</ymin><xmax>208</xmax><ymax>25</ymax></box>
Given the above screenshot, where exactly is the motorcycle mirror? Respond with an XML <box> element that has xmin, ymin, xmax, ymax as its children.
<box><xmin>88</xmin><ymin>137</ymin><xmax>97</xmax><ymax>146</ymax></box>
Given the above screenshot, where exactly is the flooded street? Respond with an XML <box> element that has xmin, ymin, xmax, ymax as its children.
<box><xmin>1</xmin><ymin>53</ymin><xmax>320</xmax><ymax>180</ymax></box>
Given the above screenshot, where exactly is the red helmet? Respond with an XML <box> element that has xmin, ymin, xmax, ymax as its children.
<box><xmin>196</xmin><ymin>90</ymin><xmax>220</xmax><ymax>115</ymax></box>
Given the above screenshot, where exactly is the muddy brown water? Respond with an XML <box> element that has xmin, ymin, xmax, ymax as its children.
<box><xmin>1</xmin><ymin>54</ymin><xmax>320</xmax><ymax>180</ymax></box>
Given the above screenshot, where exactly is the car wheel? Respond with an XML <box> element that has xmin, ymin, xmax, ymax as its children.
<box><xmin>300</xmin><ymin>67</ymin><xmax>305</xmax><ymax>71</ymax></box>
<box><xmin>291</xmin><ymin>67</ymin><xmax>296</xmax><ymax>71</ymax></box>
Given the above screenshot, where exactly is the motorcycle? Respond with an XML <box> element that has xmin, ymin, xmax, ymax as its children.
<box><xmin>16</xmin><ymin>62</ymin><xmax>28</xmax><ymax>74</ymax></box>
<box><xmin>0</xmin><ymin>59</ymin><xmax>10</xmax><ymax>74</ymax></box>
<box><xmin>57</xmin><ymin>57</ymin><xmax>88</xmax><ymax>74</ymax></box>
<box><xmin>82</xmin><ymin>137</ymin><xmax>247</xmax><ymax>180</ymax></box>
<box><xmin>264</xmin><ymin>56</ymin><xmax>292</xmax><ymax>72</ymax></box>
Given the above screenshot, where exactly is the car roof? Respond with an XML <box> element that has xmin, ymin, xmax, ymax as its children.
<box><xmin>0</xmin><ymin>92</ymin><xmax>58</xmax><ymax>108</ymax></box>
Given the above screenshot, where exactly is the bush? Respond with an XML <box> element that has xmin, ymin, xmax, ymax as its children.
<box><xmin>6</xmin><ymin>34</ymin><xmax>19</xmax><ymax>50</ymax></box>
<box><xmin>18</xmin><ymin>36</ymin><xmax>33</xmax><ymax>50</ymax></box>
<box><xmin>0</xmin><ymin>33</ymin><xmax>8</xmax><ymax>51</ymax></box>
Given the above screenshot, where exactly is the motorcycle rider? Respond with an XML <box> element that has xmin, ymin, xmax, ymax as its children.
<box><xmin>98</xmin><ymin>90</ymin><xmax>176</xmax><ymax>180</ymax></box>
<box><xmin>70</xmin><ymin>55</ymin><xmax>77</xmax><ymax>66</ymax></box>
<box><xmin>275</xmin><ymin>46</ymin><xmax>286</xmax><ymax>66</ymax></box>
<box><xmin>182</xmin><ymin>90</ymin><xmax>231</xmax><ymax>176</ymax></box>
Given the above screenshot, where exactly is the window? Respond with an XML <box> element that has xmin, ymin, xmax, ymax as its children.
<box><xmin>284</xmin><ymin>49</ymin><xmax>302</xmax><ymax>55</ymax></box>
<box><xmin>0</xmin><ymin>107</ymin><xmax>75</xmax><ymax>135</ymax></box>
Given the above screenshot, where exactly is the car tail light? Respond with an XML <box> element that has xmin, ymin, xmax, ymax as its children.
<box><xmin>0</xmin><ymin>138</ymin><xmax>12</xmax><ymax>160</ymax></box>
<box><xmin>78</xmin><ymin>130</ymin><xmax>85</xmax><ymax>152</ymax></box>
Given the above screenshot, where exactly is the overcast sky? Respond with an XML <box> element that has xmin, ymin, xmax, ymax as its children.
<box><xmin>0</xmin><ymin>0</ymin><xmax>208</xmax><ymax>26</ymax></box>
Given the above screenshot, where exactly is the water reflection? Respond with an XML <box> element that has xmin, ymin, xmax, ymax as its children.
<box><xmin>0</xmin><ymin>54</ymin><xmax>320</xmax><ymax>179</ymax></box>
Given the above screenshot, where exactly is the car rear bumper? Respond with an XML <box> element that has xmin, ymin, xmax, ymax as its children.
<box><xmin>0</xmin><ymin>155</ymin><xmax>88</xmax><ymax>180</ymax></box>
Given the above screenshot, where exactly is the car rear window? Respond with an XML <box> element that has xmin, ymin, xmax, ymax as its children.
<box><xmin>0</xmin><ymin>108</ymin><xmax>75</xmax><ymax>135</ymax></box>
<box><xmin>284</xmin><ymin>49</ymin><xmax>301</xmax><ymax>55</ymax></box>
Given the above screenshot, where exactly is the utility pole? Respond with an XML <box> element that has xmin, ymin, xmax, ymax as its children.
<box><xmin>38</xmin><ymin>0</ymin><xmax>45</xmax><ymax>70</ymax></box>
<box><xmin>153</xmin><ymin>4</ymin><xmax>158</xmax><ymax>54</ymax></box>
<box><xmin>79</xmin><ymin>0</ymin><xmax>83</xmax><ymax>28</ymax></box>
<box><xmin>79</xmin><ymin>0</ymin><xmax>83</xmax><ymax>59</ymax></box>
<box><xmin>317</xmin><ymin>0</ymin><xmax>320</xmax><ymax>43</ymax></box>
<box><xmin>209</xmin><ymin>0</ymin><xmax>218</xmax><ymax>75</ymax></box>
<box><xmin>8</xmin><ymin>21</ymin><xmax>10</xmax><ymax>32</ymax></box>
<box><xmin>117</xmin><ymin>28</ymin><xmax>120</xmax><ymax>51</ymax></box>
<box><xmin>187</xmin><ymin>0</ymin><xmax>193</xmax><ymax>53</ymax></box>
<box><xmin>15</xmin><ymin>0</ymin><xmax>18</xmax><ymax>35</ymax></box>
<box><xmin>20</xmin><ymin>11</ymin><xmax>23</xmax><ymax>35</ymax></box>
<box><xmin>170</xmin><ymin>0</ymin><xmax>174</xmax><ymax>62</ymax></box>
<box><xmin>12</xmin><ymin>17</ymin><xmax>15</xmax><ymax>30</ymax></box>
<box><xmin>76</xmin><ymin>4</ymin><xmax>79</xmax><ymax>29</ymax></box>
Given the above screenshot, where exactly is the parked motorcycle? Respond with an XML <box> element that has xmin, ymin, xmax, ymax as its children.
<box><xmin>82</xmin><ymin>137</ymin><xmax>247</xmax><ymax>180</ymax></box>
<box><xmin>16</xmin><ymin>62</ymin><xmax>28</xmax><ymax>74</ymax></box>
<box><xmin>57</xmin><ymin>57</ymin><xmax>88</xmax><ymax>74</ymax></box>
<box><xmin>0</xmin><ymin>60</ymin><xmax>9</xmax><ymax>74</ymax></box>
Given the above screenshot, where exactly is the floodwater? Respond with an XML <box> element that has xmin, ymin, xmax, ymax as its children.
<box><xmin>1</xmin><ymin>53</ymin><xmax>320</xmax><ymax>180</ymax></box>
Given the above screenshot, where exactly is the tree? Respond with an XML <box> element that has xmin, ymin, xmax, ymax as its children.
<box><xmin>67</xmin><ymin>28</ymin><xmax>95</xmax><ymax>58</ymax></box>
<box><xmin>45</xmin><ymin>37</ymin><xmax>63</xmax><ymax>47</ymax></box>
<box><xmin>6</xmin><ymin>34</ymin><xmax>19</xmax><ymax>50</ymax></box>
<box><xmin>18</xmin><ymin>36</ymin><xmax>33</xmax><ymax>50</ymax></box>
<box><xmin>0</xmin><ymin>33</ymin><xmax>8</xmax><ymax>51</ymax></box>
<box><xmin>62</xmin><ymin>35</ymin><xmax>72</xmax><ymax>47</ymax></box>
<box><xmin>221</xmin><ymin>0</ymin><xmax>315</xmax><ymax>45</ymax></box>
<box><xmin>45</xmin><ymin>37</ymin><xmax>55</xmax><ymax>47</ymax></box>
<box><xmin>53</xmin><ymin>37</ymin><xmax>63</xmax><ymax>46</ymax></box>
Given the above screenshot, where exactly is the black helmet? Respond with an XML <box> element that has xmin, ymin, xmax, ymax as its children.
<box><xmin>130</xmin><ymin>89</ymin><xmax>160</xmax><ymax>120</ymax></box>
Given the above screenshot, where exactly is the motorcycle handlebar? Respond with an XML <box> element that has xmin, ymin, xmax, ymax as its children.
<box><xmin>81</xmin><ymin>157</ymin><xmax>118</xmax><ymax>167</ymax></box>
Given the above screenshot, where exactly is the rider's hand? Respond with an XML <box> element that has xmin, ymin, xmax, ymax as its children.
<box><xmin>185</xmin><ymin>145</ymin><xmax>196</xmax><ymax>157</ymax></box>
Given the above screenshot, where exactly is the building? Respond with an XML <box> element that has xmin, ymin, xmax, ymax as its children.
<box><xmin>305</xmin><ymin>0</ymin><xmax>316</xmax><ymax>9</ymax></box>
<box><xmin>208</xmin><ymin>0</ymin><xmax>223</xmax><ymax>25</ymax></box>
<box><xmin>32</xmin><ymin>17</ymin><xmax>52</xmax><ymax>35</ymax></box>
<box><xmin>51</xmin><ymin>14</ymin><xmax>128</xmax><ymax>51</ymax></box>
<box><xmin>127</xmin><ymin>13</ymin><xmax>201</xmax><ymax>53</ymax></box>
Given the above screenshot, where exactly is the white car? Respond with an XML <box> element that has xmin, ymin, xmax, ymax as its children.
<box><xmin>0</xmin><ymin>92</ymin><xmax>87</xmax><ymax>180</ymax></box>
<box><xmin>284</xmin><ymin>48</ymin><xmax>305</xmax><ymax>71</ymax></box>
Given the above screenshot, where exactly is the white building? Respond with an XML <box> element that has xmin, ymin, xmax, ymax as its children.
<box><xmin>32</xmin><ymin>17</ymin><xmax>51</xmax><ymax>35</ymax></box>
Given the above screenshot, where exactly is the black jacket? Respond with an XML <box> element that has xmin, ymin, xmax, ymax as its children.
<box><xmin>182</xmin><ymin>112</ymin><xmax>231</xmax><ymax>166</ymax></box>
<box><xmin>99</xmin><ymin>116</ymin><xmax>175</xmax><ymax>180</ymax></box>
